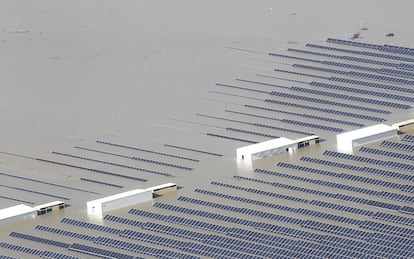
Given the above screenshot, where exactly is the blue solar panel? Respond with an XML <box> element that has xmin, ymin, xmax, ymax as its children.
<box><xmin>0</xmin><ymin>242</ymin><xmax>43</xmax><ymax>257</ymax></box>
<box><xmin>226</xmin><ymin>109</ymin><xmax>344</xmax><ymax>133</ymax></box>
<box><xmin>96</xmin><ymin>140</ymin><xmax>200</xmax><ymax>162</ymax></box>
<box><xmin>373</xmin><ymin>212</ymin><xmax>414</xmax><ymax>227</ymax></box>
<box><xmin>0</xmin><ymin>172</ymin><xmax>98</xmax><ymax>194</ymax></box>
<box><xmin>256</xmin><ymin>168</ymin><xmax>378</xmax><ymax>196</ymax></box>
<box><xmin>309</xmin><ymin>81</ymin><xmax>414</xmax><ymax>102</ymax></box>
<box><xmin>210</xmin><ymin>181</ymin><xmax>307</xmax><ymax>203</ymax></box>
<box><xmin>402</xmin><ymin>134</ymin><xmax>414</xmax><ymax>143</ymax></box>
<box><xmin>288</xmin><ymin>48</ymin><xmax>396</xmax><ymax>67</ymax></box>
<box><xmin>289</xmin><ymin>86</ymin><xmax>410</xmax><ymax>109</ymax></box>
<box><xmin>69</xmin><ymin>243</ymin><xmax>135</xmax><ymax>259</ymax></box>
<box><xmin>79</xmin><ymin>177</ymin><xmax>123</xmax><ymax>188</ymax></box>
<box><xmin>53</xmin><ymin>150</ymin><xmax>172</xmax><ymax>177</ymax></box>
<box><xmin>9</xmin><ymin>232</ymin><xmax>71</xmax><ymax>248</ymax></box>
<box><xmin>263</xmin><ymin>98</ymin><xmax>384</xmax><ymax>122</ymax></box>
<box><xmin>326</xmin><ymin>38</ymin><xmax>382</xmax><ymax>50</ymax></box>
<box><xmin>273</xmin><ymin>65</ymin><xmax>414</xmax><ymax>95</ymax></box>
<box><xmin>306</xmin><ymin>43</ymin><xmax>414</xmax><ymax>63</ymax></box>
<box><xmin>323</xmin><ymin>150</ymin><xmax>414</xmax><ymax>174</ymax></box>
<box><xmin>329</xmin><ymin>76</ymin><xmax>414</xmax><ymax>94</ymax></box>
<box><xmin>303</xmin><ymin>154</ymin><xmax>414</xmax><ymax>181</ymax></box>
<box><xmin>381</xmin><ymin>140</ymin><xmax>414</xmax><ymax>152</ymax></box>
<box><xmin>294</xmin><ymin>62</ymin><xmax>414</xmax><ymax>87</ymax></box>
<box><xmin>269</xmin><ymin>89</ymin><xmax>390</xmax><ymax>114</ymax></box>
<box><xmin>226</xmin><ymin>127</ymin><xmax>279</xmax><ymax>138</ymax></box>
<box><xmin>276</xmin><ymin>162</ymin><xmax>406</xmax><ymax>192</ymax></box>
<box><xmin>206</xmin><ymin>132</ymin><xmax>258</xmax><ymax>144</ymax></box>
<box><xmin>72</xmin><ymin>146</ymin><xmax>193</xmax><ymax>171</ymax></box>
<box><xmin>93</xmin><ymin>236</ymin><xmax>198</xmax><ymax>259</ymax></box>
<box><xmin>0</xmin><ymin>184</ymin><xmax>69</xmax><ymax>200</ymax></box>
<box><xmin>235</xmin><ymin>174</ymin><xmax>412</xmax><ymax>215</ymax></box>
<box><xmin>0</xmin><ymin>195</ymin><xmax>35</xmax><ymax>205</ymax></box>
<box><xmin>243</xmin><ymin>104</ymin><xmax>364</xmax><ymax>127</ymax></box>
<box><xmin>35</xmin><ymin>225</ymin><xmax>96</xmax><ymax>241</ymax></box>
<box><xmin>37</xmin><ymin>158</ymin><xmax>148</xmax><ymax>182</ymax></box>
<box><xmin>359</xmin><ymin>146</ymin><xmax>414</xmax><ymax>161</ymax></box>
<box><xmin>163</xmin><ymin>144</ymin><xmax>223</xmax><ymax>157</ymax></box>
<box><xmin>61</xmin><ymin>218</ymin><xmax>121</xmax><ymax>234</ymax></box>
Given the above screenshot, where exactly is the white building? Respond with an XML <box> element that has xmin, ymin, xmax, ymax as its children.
<box><xmin>236</xmin><ymin>135</ymin><xmax>320</xmax><ymax>162</ymax></box>
<box><xmin>87</xmin><ymin>188</ymin><xmax>153</xmax><ymax>214</ymax></box>
<box><xmin>86</xmin><ymin>183</ymin><xmax>177</xmax><ymax>215</ymax></box>
<box><xmin>0</xmin><ymin>204</ymin><xmax>37</xmax><ymax>225</ymax></box>
<box><xmin>237</xmin><ymin>137</ymin><xmax>296</xmax><ymax>161</ymax></box>
<box><xmin>337</xmin><ymin>124</ymin><xmax>397</xmax><ymax>153</ymax></box>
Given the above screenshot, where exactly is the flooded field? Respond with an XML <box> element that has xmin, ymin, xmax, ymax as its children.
<box><xmin>1</xmin><ymin>1</ymin><xmax>414</xmax><ymax>258</ymax></box>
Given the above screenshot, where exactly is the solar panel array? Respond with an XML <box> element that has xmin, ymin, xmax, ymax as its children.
<box><xmin>1</xmin><ymin>37</ymin><xmax>414</xmax><ymax>258</ymax></box>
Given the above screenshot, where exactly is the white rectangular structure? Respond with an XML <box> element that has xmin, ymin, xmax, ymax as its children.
<box><xmin>237</xmin><ymin>137</ymin><xmax>296</xmax><ymax>161</ymax></box>
<box><xmin>87</xmin><ymin>188</ymin><xmax>152</xmax><ymax>214</ymax></box>
<box><xmin>0</xmin><ymin>204</ymin><xmax>37</xmax><ymax>225</ymax></box>
<box><xmin>337</xmin><ymin>124</ymin><xmax>397</xmax><ymax>153</ymax></box>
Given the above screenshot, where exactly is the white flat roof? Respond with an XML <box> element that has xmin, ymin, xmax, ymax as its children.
<box><xmin>237</xmin><ymin>137</ymin><xmax>295</xmax><ymax>154</ymax></box>
<box><xmin>0</xmin><ymin>204</ymin><xmax>37</xmax><ymax>220</ymax></box>
<box><xmin>295</xmin><ymin>135</ymin><xmax>320</xmax><ymax>142</ymax></box>
<box><xmin>87</xmin><ymin>188</ymin><xmax>151</xmax><ymax>204</ymax></box>
<box><xmin>337</xmin><ymin>124</ymin><xmax>395</xmax><ymax>140</ymax></box>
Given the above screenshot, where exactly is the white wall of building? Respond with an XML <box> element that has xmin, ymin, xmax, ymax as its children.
<box><xmin>337</xmin><ymin>124</ymin><xmax>397</xmax><ymax>153</ymax></box>
<box><xmin>237</xmin><ymin>137</ymin><xmax>296</xmax><ymax>161</ymax></box>
<box><xmin>87</xmin><ymin>189</ymin><xmax>153</xmax><ymax>214</ymax></box>
<box><xmin>0</xmin><ymin>204</ymin><xmax>37</xmax><ymax>225</ymax></box>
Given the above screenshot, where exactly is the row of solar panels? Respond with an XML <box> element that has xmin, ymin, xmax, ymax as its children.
<box><xmin>255</xmin><ymin>168</ymin><xmax>414</xmax><ymax>203</ymax></box>
<box><xmin>306</xmin><ymin>43</ymin><xmax>414</xmax><ymax>63</ymax></box>
<box><xmin>323</xmin><ymin>150</ymin><xmax>414</xmax><ymax>173</ymax></box>
<box><xmin>0</xmin><ymin>242</ymin><xmax>77</xmax><ymax>259</ymax></box>
<box><xmin>129</xmin><ymin>199</ymin><xmax>410</xmax><ymax>258</ymax></box>
<box><xmin>276</xmin><ymin>162</ymin><xmax>414</xmax><ymax>193</ymax></box>
<box><xmin>292</xmin><ymin>63</ymin><xmax>414</xmax><ymax>88</ymax></box>
<box><xmin>153</xmin><ymin>201</ymin><xmax>413</xmax><ymax>258</ymax></box>
<box><xmin>52</xmin><ymin>150</ymin><xmax>173</xmax><ymax>177</ymax></box>
<box><xmin>73</xmin><ymin>146</ymin><xmax>193</xmax><ymax>171</ymax></box>
<box><xmin>243</xmin><ymin>105</ymin><xmax>365</xmax><ymax>127</ymax></box>
<box><xmin>381</xmin><ymin>140</ymin><xmax>414</xmax><ymax>151</ymax></box>
<box><xmin>301</xmin><ymin>155</ymin><xmax>414</xmax><ymax>182</ymax></box>
<box><xmin>326</xmin><ymin>38</ymin><xmax>414</xmax><ymax>56</ymax></box>
<box><xmin>96</xmin><ymin>140</ymin><xmax>200</xmax><ymax>162</ymax></box>
<box><xmin>359</xmin><ymin>146</ymin><xmax>414</xmax><ymax>161</ymax></box>
<box><xmin>0</xmin><ymin>183</ymin><xmax>69</xmax><ymax>201</ymax></box>
<box><xmin>235</xmin><ymin>173</ymin><xmax>413</xmax><ymax>217</ymax></box>
<box><xmin>264</xmin><ymin>97</ymin><xmax>384</xmax><ymax>122</ymax></box>
<box><xmin>271</xmin><ymin>51</ymin><xmax>414</xmax><ymax>81</ymax></box>
<box><xmin>309</xmin><ymin>81</ymin><xmax>414</xmax><ymax>102</ymax></box>
<box><xmin>226</xmin><ymin>109</ymin><xmax>344</xmax><ymax>132</ymax></box>
<box><xmin>273</xmin><ymin>66</ymin><xmax>414</xmax><ymax>95</ymax></box>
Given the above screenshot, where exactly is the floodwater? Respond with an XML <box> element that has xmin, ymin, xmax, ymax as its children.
<box><xmin>1</xmin><ymin>1</ymin><xmax>414</xmax><ymax>258</ymax></box>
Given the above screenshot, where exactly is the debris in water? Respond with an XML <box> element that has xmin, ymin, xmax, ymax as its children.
<box><xmin>350</xmin><ymin>33</ymin><xmax>360</xmax><ymax>40</ymax></box>
<box><xmin>9</xmin><ymin>30</ymin><xmax>29</xmax><ymax>33</ymax></box>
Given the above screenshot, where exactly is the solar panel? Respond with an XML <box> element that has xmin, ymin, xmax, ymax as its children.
<box><xmin>96</xmin><ymin>140</ymin><xmax>200</xmax><ymax>162</ymax></box>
